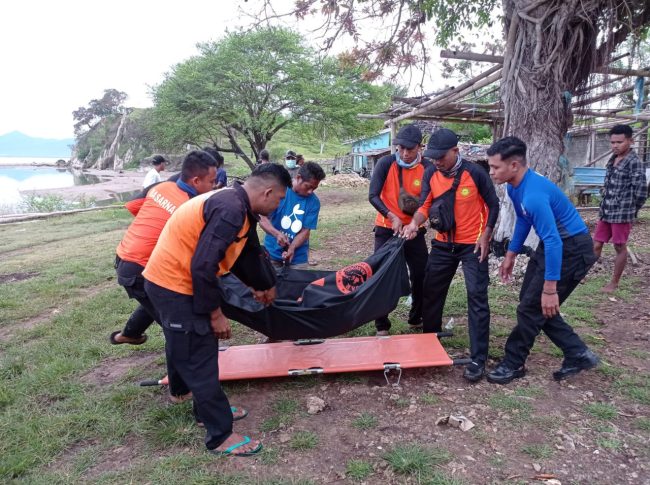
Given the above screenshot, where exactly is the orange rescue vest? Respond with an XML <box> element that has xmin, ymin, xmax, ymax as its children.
<box><xmin>142</xmin><ymin>189</ymin><xmax>250</xmax><ymax>296</ymax></box>
<box><xmin>116</xmin><ymin>181</ymin><xmax>190</xmax><ymax>267</ymax></box>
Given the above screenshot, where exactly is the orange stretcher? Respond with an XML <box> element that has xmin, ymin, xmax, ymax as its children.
<box><xmin>140</xmin><ymin>333</ymin><xmax>464</xmax><ymax>387</ymax></box>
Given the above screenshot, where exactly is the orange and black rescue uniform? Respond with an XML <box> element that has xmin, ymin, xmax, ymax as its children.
<box><xmin>143</xmin><ymin>183</ymin><xmax>275</xmax><ymax>451</ymax></box>
<box><xmin>114</xmin><ymin>179</ymin><xmax>193</xmax><ymax>340</ymax></box>
<box><xmin>368</xmin><ymin>154</ymin><xmax>432</xmax><ymax>332</ymax></box>
<box><xmin>418</xmin><ymin>160</ymin><xmax>499</xmax><ymax>368</ymax></box>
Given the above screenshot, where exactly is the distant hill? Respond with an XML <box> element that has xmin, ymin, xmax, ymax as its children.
<box><xmin>0</xmin><ymin>131</ymin><xmax>74</xmax><ymax>158</ymax></box>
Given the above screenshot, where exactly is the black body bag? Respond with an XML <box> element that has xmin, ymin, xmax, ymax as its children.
<box><xmin>219</xmin><ymin>237</ymin><xmax>410</xmax><ymax>340</ymax></box>
<box><xmin>428</xmin><ymin>168</ymin><xmax>463</xmax><ymax>234</ymax></box>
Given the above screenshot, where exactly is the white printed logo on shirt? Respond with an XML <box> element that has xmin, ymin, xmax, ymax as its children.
<box><xmin>281</xmin><ymin>203</ymin><xmax>305</xmax><ymax>234</ymax></box>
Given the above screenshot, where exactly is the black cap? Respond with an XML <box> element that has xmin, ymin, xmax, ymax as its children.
<box><xmin>152</xmin><ymin>155</ymin><xmax>166</xmax><ymax>165</ymax></box>
<box><xmin>285</xmin><ymin>150</ymin><xmax>297</xmax><ymax>159</ymax></box>
<box><xmin>423</xmin><ymin>128</ymin><xmax>459</xmax><ymax>160</ymax></box>
<box><xmin>392</xmin><ymin>124</ymin><xmax>423</xmax><ymax>149</ymax></box>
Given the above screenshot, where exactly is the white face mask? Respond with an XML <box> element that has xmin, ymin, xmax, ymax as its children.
<box><xmin>285</xmin><ymin>159</ymin><xmax>297</xmax><ymax>169</ymax></box>
<box><xmin>396</xmin><ymin>152</ymin><xmax>421</xmax><ymax>169</ymax></box>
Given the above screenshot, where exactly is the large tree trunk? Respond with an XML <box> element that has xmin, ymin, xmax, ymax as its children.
<box><xmin>495</xmin><ymin>0</ymin><xmax>600</xmax><ymax>243</ymax></box>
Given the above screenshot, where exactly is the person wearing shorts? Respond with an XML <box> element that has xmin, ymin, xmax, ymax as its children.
<box><xmin>593</xmin><ymin>124</ymin><xmax>647</xmax><ymax>293</ymax></box>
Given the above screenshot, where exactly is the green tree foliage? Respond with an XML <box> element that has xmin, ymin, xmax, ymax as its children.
<box><xmin>151</xmin><ymin>27</ymin><xmax>392</xmax><ymax>169</ymax></box>
<box><xmin>72</xmin><ymin>89</ymin><xmax>128</xmax><ymax>136</ymax></box>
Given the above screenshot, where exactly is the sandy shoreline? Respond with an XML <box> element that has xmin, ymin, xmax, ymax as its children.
<box><xmin>20</xmin><ymin>169</ymin><xmax>173</xmax><ymax>203</ymax></box>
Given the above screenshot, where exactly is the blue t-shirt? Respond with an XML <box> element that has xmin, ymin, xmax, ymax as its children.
<box><xmin>507</xmin><ymin>169</ymin><xmax>588</xmax><ymax>280</ymax></box>
<box><xmin>216</xmin><ymin>168</ymin><xmax>227</xmax><ymax>187</ymax></box>
<box><xmin>264</xmin><ymin>189</ymin><xmax>320</xmax><ymax>264</ymax></box>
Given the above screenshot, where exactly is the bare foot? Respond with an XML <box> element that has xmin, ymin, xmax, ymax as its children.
<box><xmin>602</xmin><ymin>282</ymin><xmax>618</xmax><ymax>293</ymax></box>
<box><xmin>212</xmin><ymin>433</ymin><xmax>261</xmax><ymax>455</ymax></box>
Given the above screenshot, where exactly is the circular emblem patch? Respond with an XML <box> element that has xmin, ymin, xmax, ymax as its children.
<box><xmin>335</xmin><ymin>262</ymin><xmax>373</xmax><ymax>294</ymax></box>
<box><xmin>413</xmin><ymin>179</ymin><xmax>421</xmax><ymax>187</ymax></box>
<box><xmin>461</xmin><ymin>187</ymin><xmax>470</xmax><ymax>196</ymax></box>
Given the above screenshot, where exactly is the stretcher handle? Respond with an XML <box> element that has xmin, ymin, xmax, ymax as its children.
<box><xmin>139</xmin><ymin>379</ymin><xmax>163</xmax><ymax>387</ymax></box>
<box><xmin>452</xmin><ymin>358</ymin><xmax>473</xmax><ymax>366</ymax></box>
<box><xmin>293</xmin><ymin>339</ymin><xmax>325</xmax><ymax>346</ymax></box>
<box><xmin>435</xmin><ymin>331</ymin><xmax>454</xmax><ymax>339</ymax></box>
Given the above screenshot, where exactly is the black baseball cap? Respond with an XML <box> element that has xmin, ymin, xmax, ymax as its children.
<box><xmin>424</xmin><ymin>128</ymin><xmax>459</xmax><ymax>159</ymax></box>
<box><xmin>285</xmin><ymin>150</ymin><xmax>297</xmax><ymax>159</ymax></box>
<box><xmin>392</xmin><ymin>124</ymin><xmax>423</xmax><ymax>149</ymax></box>
<box><xmin>152</xmin><ymin>155</ymin><xmax>167</xmax><ymax>165</ymax></box>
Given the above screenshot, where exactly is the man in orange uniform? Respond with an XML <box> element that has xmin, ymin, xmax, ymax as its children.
<box><xmin>403</xmin><ymin>128</ymin><xmax>499</xmax><ymax>382</ymax></box>
<box><xmin>109</xmin><ymin>150</ymin><xmax>217</xmax><ymax>345</ymax></box>
<box><xmin>143</xmin><ymin>164</ymin><xmax>291</xmax><ymax>457</ymax></box>
<box><xmin>368</xmin><ymin>124</ymin><xmax>431</xmax><ymax>336</ymax></box>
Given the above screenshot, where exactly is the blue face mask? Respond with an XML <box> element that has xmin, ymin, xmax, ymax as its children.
<box><xmin>396</xmin><ymin>152</ymin><xmax>421</xmax><ymax>169</ymax></box>
<box><xmin>286</xmin><ymin>159</ymin><xmax>297</xmax><ymax>169</ymax></box>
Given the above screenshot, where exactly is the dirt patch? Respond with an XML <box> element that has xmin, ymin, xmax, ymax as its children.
<box><xmin>80</xmin><ymin>352</ymin><xmax>159</xmax><ymax>387</ymax></box>
<box><xmin>320</xmin><ymin>173</ymin><xmax>370</xmax><ymax>189</ymax></box>
<box><xmin>317</xmin><ymin>188</ymin><xmax>361</xmax><ymax>206</ymax></box>
<box><xmin>82</xmin><ymin>434</ymin><xmax>146</xmax><ymax>480</ymax></box>
<box><xmin>310</xmin><ymin>217</ymin><xmax>375</xmax><ymax>269</ymax></box>
<box><xmin>595</xmin><ymin>272</ymin><xmax>650</xmax><ymax>369</ymax></box>
<box><xmin>0</xmin><ymin>281</ymin><xmax>115</xmax><ymax>344</ymax></box>
<box><xmin>46</xmin><ymin>434</ymin><xmax>147</xmax><ymax>480</ymax></box>
<box><xmin>44</xmin><ymin>439</ymin><xmax>100</xmax><ymax>474</ymax></box>
<box><xmin>213</xmin><ymin>359</ymin><xmax>646</xmax><ymax>484</ymax></box>
<box><xmin>0</xmin><ymin>271</ymin><xmax>39</xmax><ymax>284</ymax></box>
<box><xmin>0</xmin><ymin>313</ymin><xmax>53</xmax><ymax>345</ymax></box>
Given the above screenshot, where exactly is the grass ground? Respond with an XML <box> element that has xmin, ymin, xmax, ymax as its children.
<box><xmin>0</xmin><ymin>188</ymin><xmax>648</xmax><ymax>483</ymax></box>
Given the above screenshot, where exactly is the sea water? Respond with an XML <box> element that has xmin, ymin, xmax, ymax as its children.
<box><xmin>0</xmin><ymin>158</ymin><xmax>106</xmax><ymax>214</ymax></box>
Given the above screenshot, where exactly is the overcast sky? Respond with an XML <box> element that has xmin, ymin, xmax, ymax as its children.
<box><xmin>0</xmin><ymin>0</ymin><xmax>254</xmax><ymax>139</ymax></box>
<box><xmin>0</xmin><ymin>0</ymin><xmax>455</xmax><ymax>140</ymax></box>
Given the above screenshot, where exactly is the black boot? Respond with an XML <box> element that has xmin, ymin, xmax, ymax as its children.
<box><xmin>552</xmin><ymin>349</ymin><xmax>600</xmax><ymax>381</ymax></box>
<box><xmin>486</xmin><ymin>362</ymin><xmax>526</xmax><ymax>385</ymax></box>
<box><xmin>463</xmin><ymin>362</ymin><xmax>485</xmax><ymax>383</ymax></box>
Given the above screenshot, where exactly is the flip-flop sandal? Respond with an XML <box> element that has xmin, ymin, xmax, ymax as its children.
<box><xmin>109</xmin><ymin>331</ymin><xmax>147</xmax><ymax>346</ymax></box>
<box><xmin>231</xmin><ymin>406</ymin><xmax>248</xmax><ymax>421</ymax></box>
<box><xmin>208</xmin><ymin>436</ymin><xmax>263</xmax><ymax>457</ymax></box>
<box><xmin>196</xmin><ymin>406</ymin><xmax>248</xmax><ymax>427</ymax></box>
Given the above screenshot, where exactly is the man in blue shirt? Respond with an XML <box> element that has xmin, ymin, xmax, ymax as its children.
<box><xmin>485</xmin><ymin>136</ymin><xmax>599</xmax><ymax>384</ymax></box>
<box><xmin>261</xmin><ymin>161</ymin><xmax>326</xmax><ymax>269</ymax></box>
<box><xmin>203</xmin><ymin>147</ymin><xmax>227</xmax><ymax>189</ymax></box>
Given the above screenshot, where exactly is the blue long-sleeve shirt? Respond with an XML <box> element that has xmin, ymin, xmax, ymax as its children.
<box><xmin>507</xmin><ymin>170</ymin><xmax>588</xmax><ymax>280</ymax></box>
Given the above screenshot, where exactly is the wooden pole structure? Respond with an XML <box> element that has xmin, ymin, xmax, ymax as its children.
<box><xmin>390</xmin><ymin>122</ymin><xmax>397</xmax><ymax>154</ymax></box>
<box><xmin>392</xmin><ymin>116</ymin><xmax>499</xmax><ymax>124</ymax></box>
<box><xmin>357</xmin><ymin>114</ymin><xmax>392</xmax><ymax>119</ymax></box>
<box><xmin>439</xmin><ymin>49</ymin><xmax>503</xmax><ymax>63</ymax></box>
<box><xmin>575</xmin><ymin>75</ymin><xmax>627</xmax><ymax>96</ymax></box>
<box><xmin>386</xmin><ymin>67</ymin><xmax>502</xmax><ymax>125</ymax></box>
<box><xmin>572</xmin><ymin>85</ymin><xmax>635</xmax><ymax>108</ymax></box>
<box><xmin>583</xmin><ymin>129</ymin><xmax>647</xmax><ymax>166</ymax></box>
<box><xmin>439</xmin><ymin>50</ymin><xmax>650</xmax><ymax>77</ymax></box>
<box><xmin>574</xmin><ymin>110</ymin><xmax>650</xmax><ymax>122</ymax></box>
<box><xmin>593</xmin><ymin>66</ymin><xmax>650</xmax><ymax>77</ymax></box>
